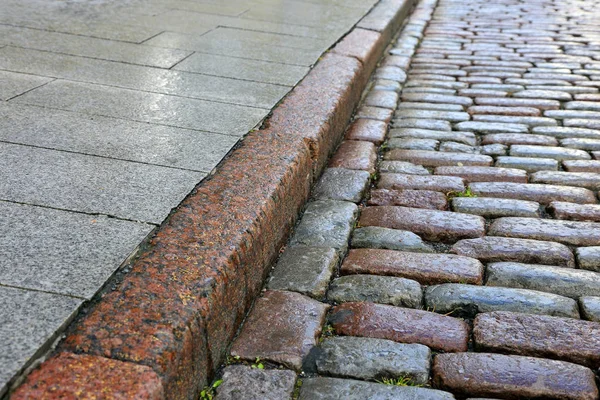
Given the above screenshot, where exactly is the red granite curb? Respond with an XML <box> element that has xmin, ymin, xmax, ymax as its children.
<box><xmin>10</xmin><ymin>1</ymin><xmax>415</xmax><ymax>398</ymax></box>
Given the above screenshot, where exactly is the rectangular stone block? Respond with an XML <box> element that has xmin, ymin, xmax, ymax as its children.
<box><xmin>510</xmin><ymin>145</ymin><xmax>591</xmax><ymax>161</ymax></box>
<box><xmin>377</xmin><ymin>173</ymin><xmax>465</xmax><ymax>192</ymax></box>
<box><xmin>469</xmin><ymin>182</ymin><xmax>596</xmax><ymax>204</ymax></box>
<box><xmin>474</xmin><ymin>311</ymin><xmax>600</xmax><ymax>368</ymax></box>
<box><xmin>425</xmin><ymin>284</ymin><xmax>579</xmax><ymax>318</ymax></box>
<box><xmin>434</xmin><ymin>166</ymin><xmax>527</xmax><ymax>183</ymax></box>
<box><xmin>359</xmin><ymin>206</ymin><xmax>485</xmax><ymax>242</ymax></box>
<box><xmin>341</xmin><ymin>248</ymin><xmax>484</xmax><ymax>285</ymax></box>
<box><xmin>329</xmin><ymin>302</ymin><xmax>470</xmax><ymax>352</ymax></box>
<box><xmin>230</xmin><ymin>290</ymin><xmax>329</xmax><ymax>370</ymax></box>
<box><xmin>433</xmin><ymin>353</ymin><xmax>598</xmax><ymax>400</ymax></box>
<box><xmin>385</xmin><ymin>149</ymin><xmax>493</xmax><ymax>167</ymax></box>
<box><xmin>389</xmin><ymin>129</ymin><xmax>476</xmax><ymax>145</ymax></box>
<box><xmin>489</xmin><ymin>217</ymin><xmax>600</xmax><ymax>246</ymax></box>
<box><xmin>531</xmin><ymin>171</ymin><xmax>600</xmax><ymax>190</ymax></box>
<box><xmin>267</xmin><ymin>247</ymin><xmax>338</xmax><ymax>300</ymax></box>
<box><xmin>486</xmin><ymin>262</ymin><xmax>600</xmax><ymax>299</ymax></box>
<box><xmin>289</xmin><ymin>200</ymin><xmax>358</xmax><ymax>253</ymax></box>
<box><xmin>368</xmin><ymin>189</ymin><xmax>448</xmax><ymax>210</ymax></box>
<box><xmin>452</xmin><ymin>197</ymin><xmax>539</xmax><ymax>218</ymax></box>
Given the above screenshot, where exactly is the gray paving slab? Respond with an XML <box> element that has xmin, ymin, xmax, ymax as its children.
<box><xmin>0</xmin><ymin>47</ymin><xmax>290</xmax><ymax>109</ymax></box>
<box><xmin>198</xmin><ymin>26</ymin><xmax>331</xmax><ymax>51</ymax></box>
<box><xmin>0</xmin><ymin>70</ymin><xmax>52</xmax><ymax>100</ymax></box>
<box><xmin>11</xmin><ymin>80</ymin><xmax>268</xmax><ymax>135</ymax></box>
<box><xmin>0</xmin><ymin>286</ymin><xmax>82</xmax><ymax>397</ymax></box>
<box><xmin>145</xmin><ymin>31</ymin><xmax>323</xmax><ymax>66</ymax></box>
<box><xmin>0</xmin><ymin>102</ymin><xmax>239</xmax><ymax>172</ymax></box>
<box><xmin>0</xmin><ymin>201</ymin><xmax>153</xmax><ymax>298</ymax></box>
<box><xmin>0</xmin><ymin>143</ymin><xmax>205</xmax><ymax>223</ymax></box>
<box><xmin>0</xmin><ymin>24</ymin><xmax>194</xmax><ymax>68</ymax></box>
<box><xmin>173</xmin><ymin>52</ymin><xmax>310</xmax><ymax>86</ymax></box>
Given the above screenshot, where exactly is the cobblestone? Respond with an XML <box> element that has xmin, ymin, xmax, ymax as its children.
<box><xmin>489</xmin><ymin>217</ymin><xmax>600</xmax><ymax>246</ymax></box>
<box><xmin>486</xmin><ymin>262</ymin><xmax>600</xmax><ymax>299</ymax></box>
<box><xmin>327</xmin><ymin>275</ymin><xmax>422</xmax><ymax>308</ymax></box>
<box><xmin>290</xmin><ymin>200</ymin><xmax>357</xmax><ymax>253</ymax></box>
<box><xmin>341</xmin><ymin>249</ymin><xmax>484</xmax><ymax>285</ymax></box>
<box><xmin>425</xmin><ymin>284</ymin><xmax>579</xmax><ymax>318</ymax></box>
<box><xmin>329</xmin><ymin>141</ymin><xmax>377</xmax><ymax>173</ymax></box>
<box><xmin>377</xmin><ymin>173</ymin><xmax>464</xmax><ymax>192</ymax></box>
<box><xmin>359</xmin><ymin>206</ymin><xmax>485</xmax><ymax>242</ymax></box>
<box><xmin>329</xmin><ymin>302</ymin><xmax>470</xmax><ymax>352</ymax></box>
<box><xmin>468</xmin><ymin>182</ymin><xmax>596</xmax><ymax>204</ymax></box>
<box><xmin>452</xmin><ymin>236</ymin><xmax>575</xmax><ymax>267</ymax></box>
<box><xmin>379</xmin><ymin>160</ymin><xmax>429</xmax><ymax>175</ymax></box>
<box><xmin>344</xmin><ymin>119</ymin><xmax>388</xmax><ymax>144</ymax></box>
<box><xmin>452</xmin><ymin>197</ymin><xmax>539</xmax><ymax>218</ymax></box>
<box><xmin>368</xmin><ymin>188</ymin><xmax>448</xmax><ymax>210</ymax></box>
<box><xmin>351</xmin><ymin>226</ymin><xmax>433</xmax><ymax>253</ymax></box>
<box><xmin>434</xmin><ymin>166</ymin><xmax>527</xmax><ymax>183</ymax></box>
<box><xmin>549</xmin><ymin>202</ymin><xmax>600</xmax><ymax>222</ymax></box>
<box><xmin>510</xmin><ymin>145</ymin><xmax>591</xmax><ymax>161</ymax></box>
<box><xmin>312</xmin><ymin>168</ymin><xmax>371</xmax><ymax>203</ymax></box>
<box><xmin>531</xmin><ymin>171</ymin><xmax>600</xmax><ymax>190</ymax></box>
<box><xmin>580</xmin><ymin>297</ymin><xmax>600</xmax><ymax>322</ymax></box>
<box><xmin>267</xmin><ymin>247</ymin><xmax>338</xmax><ymax>300</ymax></box>
<box><xmin>473</xmin><ymin>311</ymin><xmax>600</xmax><ymax>367</ymax></box>
<box><xmin>314</xmin><ymin>337</ymin><xmax>430</xmax><ymax>384</ymax></box>
<box><xmin>495</xmin><ymin>156</ymin><xmax>559</xmax><ymax>172</ymax></box>
<box><xmin>230</xmin><ymin>290</ymin><xmax>329</xmax><ymax>370</ymax></box>
<box><xmin>385</xmin><ymin>149</ymin><xmax>493</xmax><ymax>167</ymax></box>
<box><xmin>299</xmin><ymin>377</ymin><xmax>455</xmax><ymax>400</ymax></box>
<box><xmin>215</xmin><ymin>366</ymin><xmax>296</xmax><ymax>400</ymax></box>
<box><xmin>576</xmin><ymin>247</ymin><xmax>600</xmax><ymax>272</ymax></box>
<box><xmin>389</xmin><ymin>128</ymin><xmax>477</xmax><ymax>145</ymax></box>
<box><xmin>433</xmin><ymin>353</ymin><xmax>598</xmax><ymax>400</ymax></box>
<box><xmin>481</xmin><ymin>133</ymin><xmax>558</xmax><ymax>146</ymax></box>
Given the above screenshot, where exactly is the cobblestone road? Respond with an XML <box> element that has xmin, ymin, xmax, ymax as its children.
<box><xmin>215</xmin><ymin>0</ymin><xmax>600</xmax><ymax>399</ymax></box>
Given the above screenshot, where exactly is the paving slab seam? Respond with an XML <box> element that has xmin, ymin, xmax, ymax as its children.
<box><xmin>200</xmin><ymin>0</ymin><xmax>600</xmax><ymax>399</ymax></box>
<box><xmin>8</xmin><ymin>0</ymin><xmax>417</xmax><ymax>398</ymax></box>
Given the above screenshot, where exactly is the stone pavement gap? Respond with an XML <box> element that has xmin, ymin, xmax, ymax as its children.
<box><xmin>0</xmin><ymin>0</ymin><xmax>383</xmax><ymax>395</ymax></box>
<box><xmin>217</xmin><ymin>0</ymin><xmax>600</xmax><ymax>399</ymax></box>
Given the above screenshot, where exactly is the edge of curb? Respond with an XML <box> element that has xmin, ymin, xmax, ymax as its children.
<box><xmin>10</xmin><ymin>1</ymin><xmax>416</xmax><ymax>398</ymax></box>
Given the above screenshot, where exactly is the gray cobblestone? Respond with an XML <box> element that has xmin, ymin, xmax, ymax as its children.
<box><xmin>351</xmin><ymin>226</ymin><xmax>433</xmax><ymax>253</ymax></box>
<box><xmin>425</xmin><ymin>284</ymin><xmax>579</xmax><ymax>318</ymax></box>
<box><xmin>327</xmin><ymin>275</ymin><xmax>423</xmax><ymax>308</ymax></box>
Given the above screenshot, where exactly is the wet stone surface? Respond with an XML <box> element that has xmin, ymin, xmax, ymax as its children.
<box><xmin>488</xmin><ymin>217</ymin><xmax>600</xmax><ymax>246</ymax></box>
<box><xmin>377</xmin><ymin>173</ymin><xmax>464</xmax><ymax>193</ymax></box>
<box><xmin>359</xmin><ymin>206</ymin><xmax>485</xmax><ymax>242</ymax></box>
<box><xmin>433</xmin><ymin>353</ymin><xmax>599</xmax><ymax>400</ymax></box>
<box><xmin>299</xmin><ymin>377</ymin><xmax>455</xmax><ymax>400</ymax></box>
<box><xmin>486</xmin><ymin>262</ymin><xmax>600</xmax><ymax>300</ymax></box>
<box><xmin>230</xmin><ymin>290</ymin><xmax>329</xmax><ymax>371</ymax></box>
<box><xmin>473</xmin><ymin>311</ymin><xmax>600</xmax><ymax>368</ymax></box>
<box><xmin>327</xmin><ymin>274</ymin><xmax>422</xmax><ymax>308</ymax></box>
<box><xmin>379</xmin><ymin>160</ymin><xmax>430</xmax><ymax>175</ymax></box>
<box><xmin>425</xmin><ymin>284</ymin><xmax>579</xmax><ymax>319</ymax></box>
<box><xmin>576</xmin><ymin>247</ymin><xmax>600</xmax><ymax>272</ymax></box>
<box><xmin>452</xmin><ymin>197</ymin><xmax>540</xmax><ymax>218</ymax></box>
<box><xmin>290</xmin><ymin>200</ymin><xmax>358</xmax><ymax>253</ymax></box>
<box><xmin>312</xmin><ymin>168</ymin><xmax>371</xmax><ymax>203</ymax></box>
<box><xmin>215</xmin><ymin>366</ymin><xmax>297</xmax><ymax>400</ymax></box>
<box><xmin>549</xmin><ymin>202</ymin><xmax>600</xmax><ymax>222</ymax></box>
<box><xmin>341</xmin><ymin>249</ymin><xmax>484</xmax><ymax>285</ymax></box>
<box><xmin>451</xmin><ymin>237</ymin><xmax>575</xmax><ymax>267</ymax></box>
<box><xmin>368</xmin><ymin>189</ymin><xmax>448</xmax><ymax>210</ymax></box>
<box><xmin>314</xmin><ymin>337</ymin><xmax>431</xmax><ymax>384</ymax></box>
<box><xmin>580</xmin><ymin>297</ymin><xmax>600</xmax><ymax>322</ymax></box>
<box><xmin>468</xmin><ymin>182</ymin><xmax>597</xmax><ymax>204</ymax></box>
<box><xmin>329</xmin><ymin>302</ymin><xmax>470</xmax><ymax>352</ymax></box>
<box><xmin>267</xmin><ymin>247</ymin><xmax>338</xmax><ymax>300</ymax></box>
<box><xmin>351</xmin><ymin>226</ymin><xmax>433</xmax><ymax>253</ymax></box>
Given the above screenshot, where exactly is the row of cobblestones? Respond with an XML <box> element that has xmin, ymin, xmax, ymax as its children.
<box><xmin>211</xmin><ymin>0</ymin><xmax>600</xmax><ymax>398</ymax></box>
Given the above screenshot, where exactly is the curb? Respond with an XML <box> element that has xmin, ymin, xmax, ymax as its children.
<box><xmin>11</xmin><ymin>1</ymin><xmax>415</xmax><ymax>398</ymax></box>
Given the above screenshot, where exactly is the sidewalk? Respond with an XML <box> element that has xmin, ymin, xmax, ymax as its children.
<box><xmin>211</xmin><ymin>0</ymin><xmax>600</xmax><ymax>398</ymax></box>
<box><xmin>0</xmin><ymin>0</ymin><xmax>383</xmax><ymax>395</ymax></box>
